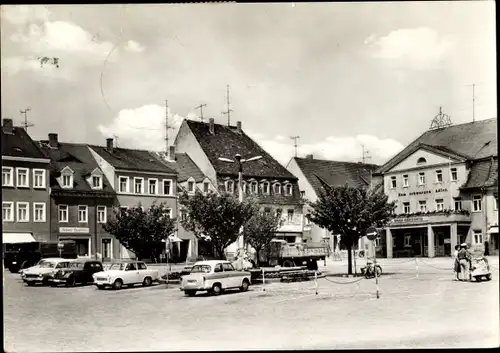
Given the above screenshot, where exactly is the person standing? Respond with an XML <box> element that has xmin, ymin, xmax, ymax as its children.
<box><xmin>453</xmin><ymin>244</ymin><xmax>460</xmax><ymax>281</ymax></box>
<box><xmin>457</xmin><ymin>243</ymin><xmax>471</xmax><ymax>281</ymax></box>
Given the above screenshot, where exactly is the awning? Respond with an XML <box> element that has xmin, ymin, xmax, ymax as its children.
<box><xmin>277</xmin><ymin>224</ymin><xmax>303</xmax><ymax>233</ymax></box>
<box><xmin>488</xmin><ymin>227</ymin><xmax>499</xmax><ymax>234</ymax></box>
<box><xmin>168</xmin><ymin>235</ymin><xmax>183</xmax><ymax>243</ymax></box>
<box><xmin>2</xmin><ymin>233</ymin><xmax>36</xmax><ymax>244</ymax></box>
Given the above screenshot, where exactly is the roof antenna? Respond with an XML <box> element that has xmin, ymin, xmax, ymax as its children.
<box><xmin>221</xmin><ymin>85</ymin><xmax>233</xmax><ymax>126</ymax></box>
<box><xmin>290</xmin><ymin>136</ymin><xmax>300</xmax><ymax>157</ymax></box>
<box><xmin>20</xmin><ymin>108</ymin><xmax>34</xmax><ymax>131</ymax></box>
<box><xmin>194</xmin><ymin>104</ymin><xmax>207</xmax><ymax>122</ymax></box>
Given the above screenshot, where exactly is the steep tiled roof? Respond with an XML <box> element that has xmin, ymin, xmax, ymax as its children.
<box><xmin>89</xmin><ymin>145</ymin><xmax>176</xmax><ymax>174</ymax></box>
<box><xmin>461</xmin><ymin>157</ymin><xmax>498</xmax><ymax>190</ymax></box>
<box><xmin>186</xmin><ymin>120</ymin><xmax>297</xmax><ymax>180</ymax></box>
<box><xmin>1</xmin><ymin>126</ymin><xmax>47</xmax><ymax>160</ymax></box>
<box><xmin>38</xmin><ymin>142</ymin><xmax>115</xmax><ymax>194</ymax></box>
<box><xmin>153</xmin><ymin>152</ymin><xmax>206</xmax><ymax>182</ymax></box>
<box><xmin>379</xmin><ymin>118</ymin><xmax>497</xmax><ymax>173</ymax></box>
<box><xmin>294</xmin><ymin>157</ymin><xmax>380</xmax><ymax>195</ymax></box>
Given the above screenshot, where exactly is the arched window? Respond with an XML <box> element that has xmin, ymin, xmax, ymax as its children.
<box><xmin>417</xmin><ymin>157</ymin><xmax>427</xmax><ymax>165</ymax></box>
<box><xmin>274</xmin><ymin>183</ymin><xmax>281</xmax><ymax>195</ymax></box>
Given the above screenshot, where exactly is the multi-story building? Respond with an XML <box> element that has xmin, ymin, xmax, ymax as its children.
<box><xmin>88</xmin><ymin>138</ymin><xmax>178</xmax><ymax>259</ymax></box>
<box><xmin>174</xmin><ymin>118</ymin><xmax>304</xmax><ymax>256</ymax></box>
<box><xmin>38</xmin><ymin>133</ymin><xmax>118</xmax><ymax>259</ymax></box>
<box><xmin>2</xmin><ymin>119</ymin><xmax>51</xmax><ymax>246</ymax></box>
<box><xmin>377</xmin><ymin>118</ymin><xmax>497</xmax><ymax>258</ymax></box>
<box><xmin>286</xmin><ymin>155</ymin><xmax>381</xmax><ymax>253</ymax></box>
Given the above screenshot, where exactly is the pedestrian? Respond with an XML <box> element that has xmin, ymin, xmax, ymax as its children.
<box><xmin>453</xmin><ymin>244</ymin><xmax>460</xmax><ymax>281</ymax></box>
<box><xmin>457</xmin><ymin>243</ymin><xmax>471</xmax><ymax>281</ymax></box>
<box><xmin>484</xmin><ymin>241</ymin><xmax>489</xmax><ymax>256</ymax></box>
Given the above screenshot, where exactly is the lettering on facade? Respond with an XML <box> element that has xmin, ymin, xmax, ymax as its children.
<box><xmin>435</xmin><ymin>188</ymin><xmax>448</xmax><ymax>193</ymax></box>
<box><xmin>391</xmin><ymin>217</ymin><xmax>429</xmax><ymax>224</ymax></box>
<box><xmin>59</xmin><ymin>227</ymin><xmax>90</xmax><ymax>234</ymax></box>
<box><xmin>408</xmin><ymin>190</ymin><xmax>432</xmax><ymax>196</ymax></box>
<box><xmin>398</xmin><ymin>193</ymin><xmax>407</xmax><ymax>197</ymax></box>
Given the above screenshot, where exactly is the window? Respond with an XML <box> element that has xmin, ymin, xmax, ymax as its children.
<box><xmin>125</xmin><ymin>263</ymin><xmax>137</xmax><ymax>271</ymax></box>
<box><xmin>435</xmin><ymin>199</ymin><xmax>444</xmax><ymax>211</ymax></box>
<box><xmin>2</xmin><ymin>167</ymin><xmax>13</xmax><ymax>186</ymax></box>
<box><xmin>180</xmin><ymin>209</ymin><xmax>187</xmax><ymax>221</ymax></box>
<box><xmin>134</xmin><ymin>178</ymin><xmax>144</xmax><ymax>194</ymax></box>
<box><xmin>203</xmin><ymin>182</ymin><xmax>209</xmax><ymax>193</ymax></box>
<box><xmin>473</xmin><ymin>230</ymin><xmax>483</xmax><ymax>245</ymax></box>
<box><xmin>148</xmin><ymin>179</ymin><xmax>158</xmax><ymax>195</ymax></box>
<box><xmin>435</xmin><ymin>170</ymin><xmax>443</xmax><ymax>183</ymax></box>
<box><xmin>300</xmin><ymin>190</ymin><xmax>305</xmax><ymax>197</ymax></box>
<box><xmin>33</xmin><ymin>203</ymin><xmax>46</xmax><ymax>222</ymax></box>
<box><xmin>97</xmin><ymin>206</ymin><xmax>107</xmax><ymax>223</ymax></box>
<box><xmin>403</xmin><ymin>202</ymin><xmax>410</xmax><ymax>214</ymax></box>
<box><xmin>417</xmin><ymin>157</ymin><xmax>427</xmax><ymax>165</ymax></box>
<box><xmin>450</xmin><ymin>168</ymin><xmax>458</xmax><ymax>182</ymax></box>
<box><xmin>91</xmin><ymin>175</ymin><xmax>102</xmax><ymax>189</ymax></box>
<box><xmin>472</xmin><ymin>195</ymin><xmax>482</xmax><ymax>212</ymax></box>
<box><xmin>164</xmin><ymin>208</ymin><xmax>172</xmax><ymax>219</ymax></box>
<box><xmin>285</xmin><ymin>184</ymin><xmax>293</xmax><ymax>196</ymax></box>
<box><xmin>404</xmin><ymin>234</ymin><xmax>411</xmax><ymax>247</ymax></box>
<box><xmin>262</xmin><ymin>182</ymin><xmax>270</xmax><ymax>194</ymax></box>
<box><xmin>2</xmin><ymin>202</ymin><xmax>14</xmax><ymax>222</ymax></box>
<box><xmin>453</xmin><ymin>198</ymin><xmax>462</xmax><ymax>211</ymax></box>
<box><xmin>418</xmin><ymin>172</ymin><xmax>426</xmax><ymax>185</ymax></box>
<box><xmin>187</xmin><ymin>181</ymin><xmax>195</xmax><ymax>192</ymax></box>
<box><xmin>119</xmin><ymin>177</ymin><xmax>129</xmax><ymax>193</ymax></box>
<box><xmin>78</xmin><ymin>205</ymin><xmax>88</xmax><ymax>223</ymax></box>
<box><xmin>276</xmin><ymin>208</ymin><xmax>282</xmax><ymax>219</ymax></box>
<box><xmin>495</xmin><ymin>195</ymin><xmax>498</xmax><ymax>211</ymax></box>
<box><xmin>33</xmin><ymin>169</ymin><xmax>46</xmax><ymax>189</ymax></box>
<box><xmin>163</xmin><ymin>179</ymin><xmax>172</xmax><ymax>195</ymax></box>
<box><xmin>274</xmin><ymin>183</ymin><xmax>281</xmax><ymax>195</ymax></box>
<box><xmin>390</xmin><ymin>176</ymin><xmax>396</xmax><ymax>188</ymax></box>
<box><xmin>16</xmin><ymin>168</ymin><xmax>29</xmax><ymax>188</ymax></box>
<box><xmin>251</xmin><ymin>181</ymin><xmax>258</xmax><ymax>194</ymax></box>
<box><xmin>418</xmin><ymin>200</ymin><xmax>427</xmax><ymax>212</ymax></box>
<box><xmin>287</xmin><ymin>209</ymin><xmax>294</xmax><ymax>223</ymax></box>
<box><xmin>62</xmin><ymin>174</ymin><xmax>73</xmax><ymax>188</ymax></box>
<box><xmin>58</xmin><ymin>205</ymin><xmax>68</xmax><ymax>223</ymax></box>
<box><xmin>402</xmin><ymin>175</ymin><xmax>409</xmax><ymax>187</ymax></box>
<box><xmin>17</xmin><ymin>202</ymin><xmax>29</xmax><ymax>222</ymax></box>
<box><xmin>214</xmin><ymin>263</ymin><xmax>223</xmax><ymax>273</ymax></box>
<box><xmin>225</xmin><ymin>180</ymin><xmax>234</xmax><ymax>193</ymax></box>
<box><xmin>222</xmin><ymin>263</ymin><xmax>235</xmax><ymax>272</ymax></box>
<box><xmin>138</xmin><ymin>262</ymin><xmax>147</xmax><ymax>270</ymax></box>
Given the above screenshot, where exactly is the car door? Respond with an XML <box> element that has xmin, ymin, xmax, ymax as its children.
<box><xmin>137</xmin><ymin>262</ymin><xmax>149</xmax><ymax>281</ymax></box>
<box><xmin>124</xmin><ymin>263</ymin><xmax>140</xmax><ymax>284</ymax></box>
<box><xmin>213</xmin><ymin>263</ymin><xmax>225</xmax><ymax>287</ymax></box>
<box><xmin>222</xmin><ymin>263</ymin><xmax>239</xmax><ymax>288</ymax></box>
<box><xmin>91</xmin><ymin>262</ymin><xmax>103</xmax><ymax>282</ymax></box>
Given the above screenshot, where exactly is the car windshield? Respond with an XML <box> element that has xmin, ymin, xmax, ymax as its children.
<box><xmin>108</xmin><ymin>263</ymin><xmax>126</xmax><ymax>271</ymax></box>
<box><xmin>190</xmin><ymin>265</ymin><xmax>211</xmax><ymax>273</ymax></box>
<box><xmin>39</xmin><ymin>261</ymin><xmax>56</xmax><ymax>268</ymax></box>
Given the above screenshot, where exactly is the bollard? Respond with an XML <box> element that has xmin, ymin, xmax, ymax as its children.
<box><xmin>375</xmin><ymin>262</ymin><xmax>380</xmax><ymax>299</ymax></box>
<box><xmin>262</xmin><ymin>268</ymin><xmax>265</xmax><ymax>291</ymax></box>
<box><xmin>415</xmin><ymin>258</ymin><xmax>419</xmax><ymax>279</ymax></box>
<box><xmin>315</xmin><ymin>270</ymin><xmax>318</xmax><ymax>295</ymax></box>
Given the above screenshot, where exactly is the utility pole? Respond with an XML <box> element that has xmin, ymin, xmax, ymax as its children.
<box><xmin>20</xmin><ymin>108</ymin><xmax>34</xmax><ymax>131</ymax></box>
<box><xmin>290</xmin><ymin>136</ymin><xmax>300</xmax><ymax>157</ymax></box>
<box><xmin>194</xmin><ymin>104</ymin><xmax>207</xmax><ymax>122</ymax></box>
<box><xmin>165</xmin><ymin>100</ymin><xmax>174</xmax><ymax>153</ymax></box>
<box><xmin>221</xmin><ymin>84</ymin><xmax>233</xmax><ymax>126</ymax></box>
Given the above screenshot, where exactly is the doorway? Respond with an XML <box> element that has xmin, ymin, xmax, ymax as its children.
<box><xmin>101</xmin><ymin>239</ymin><xmax>112</xmax><ymax>260</ymax></box>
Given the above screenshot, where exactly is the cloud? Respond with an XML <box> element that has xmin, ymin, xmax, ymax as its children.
<box><xmin>1</xmin><ymin>5</ymin><xmax>50</xmax><ymax>25</ymax></box>
<box><xmin>124</xmin><ymin>40</ymin><xmax>145</xmax><ymax>53</ymax></box>
<box><xmin>365</xmin><ymin>27</ymin><xmax>456</xmax><ymax>70</ymax></box>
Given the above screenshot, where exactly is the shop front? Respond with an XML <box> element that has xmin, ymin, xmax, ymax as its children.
<box><xmin>488</xmin><ymin>225</ymin><xmax>499</xmax><ymax>255</ymax></box>
<box><xmin>58</xmin><ymin>227</ymin><xmax>92</xmax><ymax>258</ymax></box>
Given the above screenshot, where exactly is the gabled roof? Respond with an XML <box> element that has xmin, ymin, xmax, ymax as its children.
<box><xmin>153</xmin><ymin>152</ymin><xmax>206</xmax><ymax>183</ymax></box>
<box><xmin>1</xmin><ymin>125</ymin><xmax>47</xmax><ymax>160</ymax></box>
<box><xmin>185</xmin><ymin>119</ymin><xmax>297</xmax><ymax>180</ymax></box>
<box><xmin>88</xmin><ymin>145</ymin><xmax>176</xmax><ymax>174</ymax></box>
<box><xmin>38</xmin><ymin>142</ymin><xmax>115</xmax><ymax>194</ymax></box>
<box><xmin>461</xmin><ymin>157</ymin><xmax>498</xmax><ymax>190</ymax></box>
<box><xmin>293</xmin><ymin>157</ymin><xmax>379</xmax><ymax>196</ymax></box>
<box><xmin>378</xmin><ymin>118</ymin><xmax>497</xmax><ymax>173</ymax></box>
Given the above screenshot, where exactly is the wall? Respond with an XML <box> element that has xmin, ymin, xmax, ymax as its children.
<box><xmin>390</xmin><ymin>149</ymin><xmax>461</xmax><ymax>173</ymax></box>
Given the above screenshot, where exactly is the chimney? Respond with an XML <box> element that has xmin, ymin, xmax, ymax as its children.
<box><xmin>106</xmin><ymin>138</ymin><xmax>114</xmax><ymax>153</ymax></box>
<box><xmin>2</xmin><ymin>118</ymin><xmax>14</xmax><ymax>134</ymax></box>
<box><xmin>169</xmin><ymin>145</ymin><xmax>176</xmax><ymax>161</ymax></box>
<box><xmin>236</xmin><ymin>121</ymin><xmax>242</xmax><ymax>134</ymax></box>
<box><xmin>48</xmin><ymin>133</ymin><xmax>58</xmax><ymax>148</ymax></box>
<box><xmin>306</xmin><ymin>154</ymin><xmax>314</xmax><ymax>160</ymax></box>
<box><xmin>209</xmin><ymin>118</ymin><xmax>215</xmax><ymax>135</ymax></box>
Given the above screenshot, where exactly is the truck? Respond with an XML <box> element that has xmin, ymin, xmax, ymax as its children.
<box><xmin>3</xmin><ymin>240</ymin><xmax>78</xmax><ymax>273</ymax></box>
<box><xmin>263</xmin><ymin>239</ymin><xmax>330</xmax><ymax>270</ymax></box>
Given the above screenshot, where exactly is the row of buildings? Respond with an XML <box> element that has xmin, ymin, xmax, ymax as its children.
<box><xmin>2</xmin><ymin>116</ymin><xmax>498</xmax><ymax>260</ymax></box>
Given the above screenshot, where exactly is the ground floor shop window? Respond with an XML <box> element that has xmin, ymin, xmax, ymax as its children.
<box><xmin>60</xmin><ymin>238</ymin><xmax>90</xmax><ymax>257</ymax></box>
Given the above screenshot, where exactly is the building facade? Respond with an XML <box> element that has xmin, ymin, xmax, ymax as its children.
<box><xmin>377</xmin><ymin>118</ymin><xmax>498</xmax><ymax>258</ymax></box>
<box><xmin>2</xmin><ymin>119</ymin><xmax>51</xmax><ymax>246</ymax></box>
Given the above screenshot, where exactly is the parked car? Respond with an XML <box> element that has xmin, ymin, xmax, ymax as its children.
<box><xmin>92</xmin><ymin>261</ymin><xmax>159</xmax><ymax>290</ymax></box>
<box><xmin>21</xmin><ymin>258</ymin><xmax>74</xmax><ymax>286</ymax></box>
<box><xmin>180</xmin><ymin>260</ymin><xmax>252</xmax><ymax>297</ymax></box>
<box><xmin>50</xmin><ymin>259</ymin><xmax>104</xmax><ymax>287</ymax></box>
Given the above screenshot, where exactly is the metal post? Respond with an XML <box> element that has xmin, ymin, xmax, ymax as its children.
<box><xmin>314</xmin><ymin>270</ymin><xmax>318</xmax><ymax>295</ymax></box>
<box><xmin>236</xmin><ymin>155</ymin><xmax>244</xmax><ymax>268</ymax></box>
<box><xmin>262</xmin><ymin>267</ymin><xmax>265</xmax><ymax>291</ymax></box>
<box><xmin>166</xmin><ymin>240</ymin><xmax>169</xmax><ymax>288</ymax></box>
<box><xmin>374</xmin><ymin>240</ymin><xmax>379</xmax><ymax>299</ymax></box>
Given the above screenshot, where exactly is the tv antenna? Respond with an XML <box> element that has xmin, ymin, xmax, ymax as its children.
<box><xmin>20</xmin><ymin>108</ymin><xmax>34</xmax><ymax>131</ymax></box>
<box><xmin>466</xmin><ymin>83</ymin><xmax>476</xmax><ymax>122</ymax></box>
<box><xmin>429</xmin><ymin>106</ymin><xmax>452</xmax><ymax>130</ymax></box>
<box><xmin>290</xmin><ymin>136</ymin><xmax>300</xmax><ymax>157</ymax></box>
<box><xmin>221</xmin><ymin>85</ymin><xmax>233</xmax><ymax>126</ymax></box>
<box><xmin>194</xmin><ymin>104</ymin><xmax>207</xmax><ymax>122</ymax></box>
<box><xmin>164</xmin><ymin>100</ymin><xmax>174</xmax><ymax>152</ymax></box>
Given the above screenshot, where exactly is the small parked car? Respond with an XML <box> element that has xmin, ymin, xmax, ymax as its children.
<box><xmin>92</xmin><ymin>261</ymin><xmax>159</xmax><ymax>290</ymax></box>
<box><xmin>21</xmin><ymin>258</ymin><xmax>74</xmax><ymax>286</ymax></box>
<box><xmin>180</xmin><ymin>260</ymin><xmax>252</xmax><ymax>297</ymax></box>
<box><xmin>50</xmin><ymin>259</ymin><xmax>104</xmax><ymax>287</ymax></box>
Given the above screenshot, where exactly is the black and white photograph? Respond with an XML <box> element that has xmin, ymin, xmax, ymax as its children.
<box><xmin>1</xmin><ymin>2</ymin><xmax>498</xmax><ymax>351</ymax></box>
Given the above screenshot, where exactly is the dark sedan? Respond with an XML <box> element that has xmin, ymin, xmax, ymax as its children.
<box><xmin>50</xmin><ymin>260</ymin><xmax>103</xmax><ymax>287</ymax></box>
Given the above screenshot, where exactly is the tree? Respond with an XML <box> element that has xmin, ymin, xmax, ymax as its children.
<box><xmin>102</xmin><ymin>203</ymin><xmax>176</xmax><ymax>262</ymax></box>
<box><xmin>243</xmin><ymin>210</ymin><xmax>281</xmax><ymax>267</ymax></box>
<box><xmin>308</xmin><ymin>183</ymin><xmax>396</xmax><ymax>275</ymax></box>
<box><xmin>179</xmin><ymin>190</ymin><xmax>257</xmax><ymax>260</ymax></box>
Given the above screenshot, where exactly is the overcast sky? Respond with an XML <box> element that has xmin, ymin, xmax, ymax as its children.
<box><xmin>1</xmin><ymin>2</ymin><xmax>496</xmax><ymax>166</ymax></box>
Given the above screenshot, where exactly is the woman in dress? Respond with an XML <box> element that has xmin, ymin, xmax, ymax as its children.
<box><xmin>453</xmin><ymin>244</ymin><xmax>460</xmax><ymax>281</ymax></box>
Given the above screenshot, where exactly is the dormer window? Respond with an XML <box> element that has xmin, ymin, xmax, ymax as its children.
<box><xmin>274</xmin><ymin>183</ymin><xmax>281</xmax><ymax>195</ymax></box>
<box><xmin>285</xmin><ymin>184</ymin><xmax>293</xmax><ymax>196</ymax></box>
<box><xmin>60</xmin><ymin>167</ymin><xmax>74</xmax><ymax>189</ymax></box>
<box><xmin>203</xmin><ymin>181</ymin><xmax>209</xmax><ymax>193</ymax></box>
<box><xmin>225</xmin><ymin>180</ymin><xmax>234</xmax><ymax>193</ymax></box>
<box><xmin>262</xmin><ymin>182</ymin><xmax>270</xmax><ymax>195</ymax></box>
<box><xmin>250</xmin><ymin>181</ymin><xmax>258</xmax><ymax>194</ymax></box>
<box><xmin>92</xmin><ymin>175</ymin><xmax>102</xmax><ymax>189</ymax></box>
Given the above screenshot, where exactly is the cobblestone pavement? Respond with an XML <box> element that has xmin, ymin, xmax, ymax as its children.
<box><xmin>3</xmin><ymin>259</ymin><xmax>499</xmax><ymax>351</ymax></box>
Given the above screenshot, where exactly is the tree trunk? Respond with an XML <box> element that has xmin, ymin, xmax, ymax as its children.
<box><xmin>255</xmin><ymin>249</ymin><xmax>260</xmax><ymax>267</ymax></box>
<box><xmin>347</xmin><ymin>244</ymin><xmax>353</xmax><ymax>275</ymax></box>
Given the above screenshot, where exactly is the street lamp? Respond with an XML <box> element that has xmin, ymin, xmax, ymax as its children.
<box><xmin>218</xmin><ymin>154</ymin><xmax>262</xmax><ymax>266</ymax></box>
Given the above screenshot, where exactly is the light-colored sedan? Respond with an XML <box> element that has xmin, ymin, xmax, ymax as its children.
<box><xmin>92</xmin><ymin>261</ymin><xmax>159</xmax><ymax>290</ymax></box>
<box><xmin>21</xmin><ymin>258</ymin><xmax>74</xmax><ymax>286</ymax></box>
<box><xmin>180</xmin><ymin>260</ymin><xmax>251</xmax><ymax>297</ymax></box>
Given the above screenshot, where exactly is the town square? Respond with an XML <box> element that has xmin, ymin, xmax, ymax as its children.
<box><xmin>1</xmin><ymin>2</ymin><xmax>498</xmax><ymax>352</ymax></box>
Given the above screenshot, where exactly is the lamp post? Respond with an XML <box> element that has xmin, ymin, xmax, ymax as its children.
<box><xmin>218</xmin><ymin>154</ymin><xmax>262</xmax><ymax>266</ymax></box>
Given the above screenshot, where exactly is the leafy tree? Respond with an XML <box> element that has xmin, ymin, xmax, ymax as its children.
<box><xmin>179</xmin><ymin>190</ymin><xmax>257</xmax><ymax>260</ymax></box>
<box><xmin>308</xmin><ymin>183</ymin><xmax>396</xmax><ymax>275</ymax></box>
<box><xmin>243</xmin><ymin>210</ymin><xmax>281</xmax><ymax>267</ymax></box>
<box><xmin>103</xmin><ymin>203</ymin><xmax>176</xmax><ymax>262</ymax></box>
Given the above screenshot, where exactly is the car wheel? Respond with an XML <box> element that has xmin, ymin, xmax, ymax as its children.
<box><xmin>42</xmin><ymin>277</ymin><xmax>50</xmax><ymax>286</ymax></box>
<box><xmin>485</xmin><ymin>274</ymin><xmax>492</xmax><ymax>281</ymax></box>
<box><xmin>474</xmin><ymin>276</ymin><xmax>481</xmax><ymax>282</ymax></box>
<box><xmin>113</xmin><ymin>279</ymin><xmax>123</xmax><ymax>290</ymax></box>
<box><xmin>282</xmin><ymin>260</ymin><xmax>294</xmax><ymax>268</ymax></box>
<box><xmin>240</xmin><ymin>279</ymin><xmax>250</xmax><ymax>292</ymax></box>
<box><xmin>142</xmin><ymin>277</ymin><xmax>152</xmax><ymax>287</ymax></box>
<box><xmin>66</xmin><ymin>276</ymin><xmax>76</xmax><ymax>287</ymax></box>
<box><xmin>211</xmin><ymin>283</ymin><xmax>222</xmax><ymax>296</ymax></box>
<box><xmin>185</xmin><ymin>290</ymin><xmax>197</xmax><ymax>297</ymax></box>
<box><xmin>97</xmin><ymin>285</ymin><xmax>105</xmax><ymax>290</ymax></box>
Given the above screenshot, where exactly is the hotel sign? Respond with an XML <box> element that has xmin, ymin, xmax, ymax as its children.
<box><xmin>398</xmin><ymin>189</ymin><xmax>449</xmax><ymax>197</ymax></box>
<box><xmin>390</xmin><ymin>217</ymin><xmax>429</xmax><ymax>224</ymax></box>
<box><xmin>59</xmin><ymin>227</ymin><xmax>90</xmax><ymax>234</ymax></box>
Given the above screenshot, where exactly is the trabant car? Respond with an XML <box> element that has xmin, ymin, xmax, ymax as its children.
<box><xmin>471</xmin><ymin>257</ymin><xmax>492</xmax><ymax>282</ymax></box>
<box><xmin>21</xmin><ymin>258</ymin><xmax>74</xmax><ymax>286</ymax></box>
<box><xmin>180</xmin><ymin>260</ymin><xmax>252</xmax><ymax>297</ymax></box>
<box><xmin>92</xmin><ymin>261</ymin><xmax>159</xmax><ymax>290</ymax></box>
<box><xmin>50</xmin><ymin>259</ymin><xmax>104</xmax><ymax>286</ymax></box>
